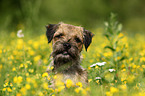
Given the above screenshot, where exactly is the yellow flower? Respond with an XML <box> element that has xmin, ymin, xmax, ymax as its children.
<box><xmin>34</xmin><ymin>55</ymin><xmax>41</xmax><ymax>62</ymax></box>
<box><xmin>42</xmin><ymin>72</ymin><xmax>48</xmax><ymax>77</ymax></box>
<box><xmin>82</xmin><ymin>89</ymin><xmax>87</xmax><ymax>95</ymax></box>
<box><xmin>2</xmin><ymin>88</ymin><xmax>6</xmax><ymax>91</ymax></box>
<box><xmin>28</xmin><ymin>69</ymin><xmax>34</xmax><ymax>73</ymax></box>
<box><xmin>20</xmin><ymin>87</ymin><xmax>27</xmax><ymax>95</ymax></box>
<box><xmin>12</xmin><ymin>67</ymin><xmax>16</xmax><ymax>71</ymax></box>
<box><xmin>47</xmin><ymin>76</ymin><xmax>51</xmax><ymax>80</ymax></box>
<box><xmin>121</xmin><ymin>64</ymin><xmax>125</xmax><ymax>68</ymax></box>
<box><xmin>28</xmin><ymin>50</ymin><xmax>35</xmax><ymax>56</ymax></box>
<box><xmin>96</xmin><ymin>80</ymin><xmax>100</xmax><ymax>84</ymax></box>
<box><xmin>33</xmin><ymin>42</ymin><xmax>39</xmax><ymax>49</ymax></box>
<box><xmin>88</xmin><ymin>67</ymin><xmax>91</xmax><ymax>70</ymax></box>
<box><xmin>17</xmin><ymin>76</ymin><xmax>23</xmax><ymax>83</ymax></box>
<box><xmin>0</xmin><ymin>50</ymin><xmax>2</xmax><ymax>54</ymax></box>
<box><xmin>66</xmin><ymin>79</ymin><xmax>74</xmax><ymax>88</ymax></box>
<box><xmin>129</xmin><ymin>58</ymin><xmax>133</xmax><ymax>61</ymax></box>
<box><xmin>7</xmin><ymin>87</ymin><xmax>12</xmax><ymax>92</ymax></box>
<box><xmin>13</xmin><ymin>76</ymin><xmax>22</xmax><ymax>84</ymax></box>
<box><xmin>13</xmin><ymin>87</ymin><xmax>16</xmax><ymax>91</ymax></box>
<box><xmin>116</xmin><ymin>47</ymin><xmax>120</xmax><ymax>52</ymax></box>
<box><xmin>55</xmin><ymin>81</ymin><xmax>64</xmax><ymax>87</ymax></box>
<box><xmin>16</xmin><ymin>93</ymin><xmax>22</xmax><ymax>96</ymax></box>
<box><xmin>53</xmin><ymin>75</ymin><xmax>57</xmax><ymax>79</ymax></box>
<box><xmin>89</xmin><ymin>59</ymin><xmax>94</xmax><ymax>63</ymax></box>
<box><xmin>28</xmin><ymin>40</ymin><xmax>33</xmax><ymax>45</ymax></box>
<box><xmin>3</xmin><ymin>82</ymin><xmax>8</xmax><ymax>87</ymax></box>
<box><xmin>32</xmin><ymin>80</ymin><xmax>38</xmax><ymax>88</ymax></box>
<box><xmin>117</xmin><ymin>56</ymin><xmax>121</xmax><ymax>60</ymax></box>
<box><xmin>43</xmin><ymin>59</ymin><xmax>48</xmax><ymax>64</ymax></box>
<box><xmin>103</xmin><ymin>52</ymin><xmax>113</xmax><ymax>57</ymax></box>
<box><xmin>85</xmin><ymin>87</ymin><xmax>90</xmax><ymax>91</ymax></box>
<box><xmin>142</xmin><ymin>65</ymin><xmax>145</xmax><ymax>68</ymax></box>
<box><xmin>24</xmin><ymin>64</ymin><xmax>28</xmax><ymax>68</ymax></box>
<box><xmin>10</xmin><ymin>83</ymin><xmax>13</xmax><ymax>87</ymax></box>
<box><xmin>25</xmin><ymin>84</ymin><xmax>31</xmax><ymax>90</ymax></box>
<box><xmin>50</xmin><ymin>66</ymin><xmax>54</xmax><ymax>70</ymax></box>
<box><xmin>119</xmin><ymin>85</ymin><xmax>127</xmax><ymax>91</ymax></box>
<box><xmin>127</xmin><ymin>75</ymin><xmax>135</xmax><ymax>83</ymax></box>
<box><xmin>122</xmin><ymin>68</ymin><xmax>126</xmax><ymax>72</ymax></box>
<box><xmin>118</xmin><ymin>33</ymin><xmax>124</xmax><ymax>38</ymax></box>
<box><xmin>13</xmin><ymin>76</ymin><xmax>18</xmax><ymax>83</ymax></box>
<box><xmin>0</xmin><ymin>64</ymin><xmax>2</xmax><ymax>69</ymax></box>
<box><xmin>133</xmin><ymin>65</ymin><xmax>137</xmax><ymax>69</ymax></box>
<box><xmin>42</xmin><ymin>82</ymin><xmax>48</xmax><ymax>89</ymax></box>
<box><xmin>17</xmin><ymin>39</ymin><xmax>24</xmax><ymax>49</ymax></box>
<box><xmin>110</xmin><ymin>87</ymin><xmax>119</xmax><ymax>93</ymax></box>
<box><xmin>88</xmin><ymin>79</ymin><xmax>92</xmax><ymax>83</ymax></box>
<box><xmin>140</xmin><ymin>57</ymin><xmax>145</xmax><ymax>62</ymax></box>
<box><xmin>76</xmin><ymin>82</ymin><xmax>83</xmax><ymax>87</ymax></box>
<box><xmin>26</xmin><ymin>77</ymin><xmax>31</xmax><ymax>83</ymax></box>
<box><xmin>38</xmin><ymin>91</ymin><xmax>44</xmax><ymax>96</ymax></box>
<box><xmin>13</xmin><ymin>50</ymin><xmax>18</xmax><ymax>55</ymax></box>
<box><xmin>106</xmin><ymin>91</ymin><xmax>113</xmax><ymax>96</ymax></box>
<box><xmin>95</xmin><ymin>65</ymin><xmax>98</xmax><ymax>69</ymax></box>
<box><xmin>26</xmin><ymin>73</ymin><xmax>29</xmax><ymax>76</ymax></box>
<box><xmin>75</xmin><ymin>87</ymin><xmax>83</xmax><ymax>93</ymax></box>
<box><xmin>57</xmin><ymin>86</ymin><xmax>65</xmax><ymax>92</ymax></box>
<box><xmin>19</xmin><ymin>64</ymin><xmax>24</xmax><ymax>68</ymax></box>
<box><xmin>31</xmin><ymin>91</ymin><xmax>36</xmax><ymax>95</ymax></box>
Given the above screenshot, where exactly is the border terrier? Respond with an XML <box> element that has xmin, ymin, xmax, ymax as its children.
<box><xmin>46</xmin><ymin>22</ymin><xmax>93</xmax><ymax>85</ymax></box>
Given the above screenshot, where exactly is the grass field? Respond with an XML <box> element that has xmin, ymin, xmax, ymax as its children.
<box><xmin>0</xmin><ymin>15</ymin><xmax>145</xmax><ymax>96</ymax></box>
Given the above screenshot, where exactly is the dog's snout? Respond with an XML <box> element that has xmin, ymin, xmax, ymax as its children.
<box><xmin>63</xmin><ymin>43</ymin><xmax>71</xmax><ymax>49</ymax></box>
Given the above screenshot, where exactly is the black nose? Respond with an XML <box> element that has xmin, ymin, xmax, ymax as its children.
<box><xmin>63</xmin><ymin>43</ymin><xmax>71</xmax><ymax>49</ymax></box>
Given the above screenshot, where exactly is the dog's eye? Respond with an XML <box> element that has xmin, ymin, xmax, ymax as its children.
<box><xmin>75</xmin><ymin>38</ymin><xmax>81</xmax><ymax>43</ymax></box>
<box><xmin>55</xmin><ymin>33</ymin><xmax>63</xmax><ymax>38</ymax></box>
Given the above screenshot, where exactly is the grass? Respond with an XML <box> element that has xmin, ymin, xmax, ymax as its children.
<box><xmin>0</xmin><ymin>14</ymin><xmax>145</xmax><ymax>96</ymax></box>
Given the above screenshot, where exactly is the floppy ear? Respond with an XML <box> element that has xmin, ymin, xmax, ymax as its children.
<box><xmin>83</xmin><ymin>29</ymin><xmax>94</xmax><ymax>51</ymax></box>
<box><xmin>46</xmin><ymin>24</ymin><xmax>58</xmax><ymax>43</ymax></box>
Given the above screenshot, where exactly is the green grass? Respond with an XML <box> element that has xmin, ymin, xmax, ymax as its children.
<box><xmin>0</xmin><ymin>15</ymin><xmax>145</xmax><ymax>96</ymax></box>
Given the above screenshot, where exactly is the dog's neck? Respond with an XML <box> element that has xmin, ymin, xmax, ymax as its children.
<box><xmin>53</xmin><ymin>60</ymin><xmax>80</xmax><ymax>73</ymax></box>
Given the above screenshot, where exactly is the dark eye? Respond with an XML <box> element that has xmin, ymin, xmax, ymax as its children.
<box><xmin>55</xmin><ymin>33</ymin><xmax>63</xmax><ymax>38</ymax></box>
<box><xmin>75</xmin><ymin>37</ymin><xmax>81</xmax><ymax>43</ymax></box>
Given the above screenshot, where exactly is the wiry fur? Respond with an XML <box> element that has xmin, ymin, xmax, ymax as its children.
<box><xmin>46</xmin><ymin>22</ymin><xmax>93</xmax><ymax>85</ymax></box>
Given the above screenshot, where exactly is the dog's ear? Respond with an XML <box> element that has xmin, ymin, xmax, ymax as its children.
<box><xmin>46</xmin><ymin>24</ymin><xmax>58</xmax><ymax>43</ymax></box>
<box><xmin>83</xmin><ymin>29</ymin><xmax>94</xmax><ymax>51</ymax></box>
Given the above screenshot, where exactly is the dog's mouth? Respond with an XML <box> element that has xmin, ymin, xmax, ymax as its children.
<box><xmin>57</xmin><ymin>50</ymin><xmax>70</xmax><ymax>56</ymax></box>
<box><xmin>62</xmin><ymin>51</ymin><xmax>69</xmax><ymax>55</ymax></box>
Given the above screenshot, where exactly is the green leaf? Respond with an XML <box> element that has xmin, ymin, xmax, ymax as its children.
<box><xmin>104</xmin><ymin>34</ymin><xmax>110</xmax><ymax>40</ymax></box>
<box><xmin>119</xmin><ymin>56</ymin><xmax>127</xmax><ymax>62</ymax></box>
<box><xmin>104</xmin><ymin>46</ymin><xmax>116</xmax><ymax>51</ymax></box>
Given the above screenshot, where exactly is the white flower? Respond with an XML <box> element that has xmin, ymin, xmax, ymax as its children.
<box><xmin>96</xmin><ymin>62</ymin><xmax>106</xmax><ymax>66</ymax></box>
<box><xmin>109</xmin><ymin>69</ymin><xmax>115</xmax><ymax>72</ymax></box>
<box><xmin>90</xmin><ymin>64</ymin><xmax>97</xmax><ymax>67</ymax></box>
<box><xmin>95</xmin><ymin>77</ymin><xmax>101</xmax><ymax>79</ymax></box>
<box><xmin>90</xmin><ymin>62</ymin><xmax>106</xmax><ymax>67</ymax></box>
<box><xmin>17</xmin><ymin>29</ymin><xmax>24</xmax><ymax>38</ymax></box>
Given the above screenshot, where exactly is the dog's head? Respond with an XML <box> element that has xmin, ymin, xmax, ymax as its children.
<box><xmin>46</xmin><ymin>22</ymin><xmax>93</xmax><ymax>65</ymax></box>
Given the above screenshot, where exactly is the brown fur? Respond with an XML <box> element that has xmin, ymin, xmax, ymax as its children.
<box><xmin>46</xmin><ymin>22</ymin><xmax>93</xmax><ymax>86</ymax></box>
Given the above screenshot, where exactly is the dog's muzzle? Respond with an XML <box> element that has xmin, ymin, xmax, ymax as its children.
<box><xmin>63</xmin><ymin>43</ymin><xmax>71</xmax><ymax>49</ymax></box>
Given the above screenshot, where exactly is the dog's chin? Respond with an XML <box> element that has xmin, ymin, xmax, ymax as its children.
<box><xmin>54</xmin><ymin>51</ymin><xmax>72</xmax><ymax>63</ymax></box>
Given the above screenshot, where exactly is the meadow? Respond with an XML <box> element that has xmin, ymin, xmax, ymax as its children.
<box><xmin>0</xmin><ymin>14</ymin><xmax>145</xmax><ymax>96</ymax></box>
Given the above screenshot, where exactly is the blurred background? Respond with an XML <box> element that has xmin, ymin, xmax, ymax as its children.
<box><xmin>0</xmin><ymin>0</ymin><xmax>145</xmax><ymax>34</ymax></box>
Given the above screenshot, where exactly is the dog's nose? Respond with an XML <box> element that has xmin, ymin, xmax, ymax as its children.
<box><xmin>63</xmin><ymin>43</ymin><xmax>71</xmax><ymax>49</ymax></box>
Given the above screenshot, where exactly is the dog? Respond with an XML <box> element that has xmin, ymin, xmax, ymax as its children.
<box><xmin>46</xmin><ymin>22</ymin><xmax>93</xmax><ymax>86</ymax></box>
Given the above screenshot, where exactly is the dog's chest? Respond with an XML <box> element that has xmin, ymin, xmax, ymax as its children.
<box><xmin>55</xmin><ymin>71</ymin><xmax>81</xmax><ymax>84</ymax></box>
